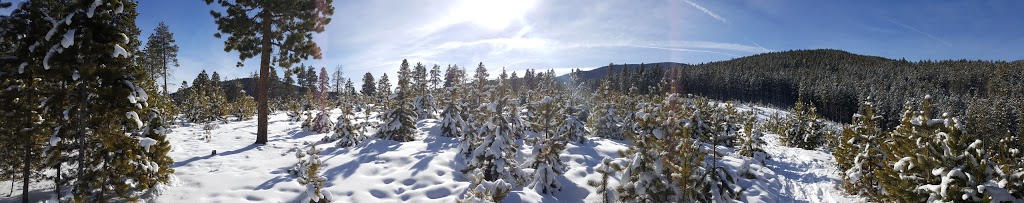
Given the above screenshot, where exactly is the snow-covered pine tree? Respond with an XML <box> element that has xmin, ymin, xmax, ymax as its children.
<box><xmin>292</xmin><ymin>145</ymin><xmax>331</xmax><ymax>203</ymax></box>
<box><xmin>26</xmin><ymin>1</ymin><xmax>174</xmax><ymax>200</ymax></box>
<box><xmin>378</xmin><ymin>61</ymin><xmax>417</xmax><ymax>142</ymax></box>
<box><xmin>531</xmin><ymin>96</ymin><xmax>561</xmax><ymax>140</ymax></box>
<box><xmin>0</xmin><ymin>54</ymin><xmax>49</xmax><ymax>202</ymax></box>
<box><xmin>590</xmin><ymin>78</ymin><xmax>624</xmax><ymax>140</ymax></box>
<box><xmin>587</xmin><ymin>158</ymin><xmax>621</xmax><ymax>203</ymax></box>
<box><xmin>558</xmin><ymin>104</ymin><xmax>588</xmax><ymax>144</ymax></box>
<box><xmin>525</xmin><ymin>100</ymin><xmax>568</xmax><ymax>194</ymax></box>
<box><xmin>782</xmin><ymin>98</ymin><xmax>828</xmax><ymax>150</ymax></box>
<box><xmin>991</xmin><ymin>115</ymin><xmax>1024</xmax><ymax>200</ymax></box>
<box><xmin>413</xmin><ymin>94</ymin><xmax>436</xmax><ymax>120</ymax></box>
<box><xmin>837</xmin><ymin>101</ymin><xmax>885</xmax><ymax>200</ymax></box>
<box><xmin>527</xmin><ymin>131</ymin><xmax>566</xmax><ymax>194</ymax></box>
<box><xmin>458</xmin><ymin>170</ymin><xmax>512</xmax><ymax>203</ymax></box>
<box><xmin>287</xmin><ymin>99</ymin><xmax>304</xmax><ymax>122</ymax></box>
<box><xmin>377</xmin><ymin>73</ymin><xmax>391</xmax><ymax>107</ymax></box>
<box><xmin>461</xmin><ymin>100</ymin><xmax>526</xmax><ymax>186</ymax></box>
<box><xmin>308</xmin><ymin>111</ymin><xmax>334</xmax><ymax>134</ymax></box>
<box><xmin>308</xmin><ymin>68</ymin><xmax>334</xmax><ymax>134</ymax></box>
<box><xmin>208</xmin><ymin>72</ymin><xmax>228</xmax><ymax>121</ymax></box>
<box><xmin>737</xmin><ymin>114</ymin><xmax>768</xmax><ymax>164</ymax></box>
<box><xmin>440</xmin><ymin>100</ymin><xmax>467</xmax><ymax>138</ymax></box>
<box><xmin>617</xmin><ymin>101</ymin><xmax>674</xmax><ymax>202</ymax></box>
<box><xmin>711</xmin><ymin>102</ymin><xmax>742</xmax><ymax>147</ymax></box>
<box><xmin>134</xmin><ymin>107</ymin><xmax>175</xmax><ymax>191</ymax></box>
<box><xmin>330</xmin><ymin>113</ymin><xmax>361</xmax><ymax>147</ymax></box>
<box><xmin>879</xmin><ymin>96</ymin><xmax>1005</xmax><ymax>202</ymax></box>
<box><xmin>233</xmin><ymin>88</ymin><xmax>256</xmax><ymax>121</ymax></box>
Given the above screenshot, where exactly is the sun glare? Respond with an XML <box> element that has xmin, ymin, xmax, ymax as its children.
<box><xmin>455</xmin><ymin>0</ymin><xmax>537</xmax><ymax>30</ymax></box>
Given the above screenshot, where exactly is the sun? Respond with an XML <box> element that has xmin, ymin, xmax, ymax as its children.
<box><xmin>454</xmin><ymin>0</ymin><xmax>537</xmax><ymax>30</ymax></box>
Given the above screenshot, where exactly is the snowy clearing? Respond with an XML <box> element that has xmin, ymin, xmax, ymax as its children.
<box><xmin>2</xmin><ymin>106</ymin><xmax>863</xmax><ymax>202</ymax></box>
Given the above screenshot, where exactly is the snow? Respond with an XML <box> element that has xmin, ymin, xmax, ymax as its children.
<box><xmin>894</xmin><ymin>157</ymin><xmax>913</xmax><ymax>172</ymax></box>
<box><xmin>87</xmin><ymin>0</ymin><xmax>102</xmax><ymax>18</ymax></box>
<box><xmin>72</xmin><ymin>70</ymin><xmax>80</xmax><ymax>81</ymax></box>
<box><xmin>125</xmin><ymin>111</ymin><xmax>142</xmax><ymax>127</ymax></box>
<box><xmin>112</xmin><ymin>44</ymin><xmax>129</xmax><ymax>58</ymax></box>
<box><xmin>3</xmin><ymin>105</ymin><xmax>865</xmax><ymax>202</ymax></box>
<box><xmin>138</xmin><ymin>137</ymin><xmax>158</xmax><ymax>152</ymax></box>
<box><xmin>43</xmin><ymin>45</ymin><xmax>57</xmax><ymax>70</ymax></box>
<box><xmin>60</xmin><ymin>29</ymin><xmax>75</xmax><ymax>48</ymax></box>
<box><xmin>18</xmin><ymin>62</ymin><xmax>26</xmax><ymax>74</ymax></box>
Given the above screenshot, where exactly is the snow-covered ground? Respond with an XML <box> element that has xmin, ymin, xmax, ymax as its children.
<box><xmin>1</xmin><ymin>106</ymin><xmax>864</xmax><ymax>202</ymax></box>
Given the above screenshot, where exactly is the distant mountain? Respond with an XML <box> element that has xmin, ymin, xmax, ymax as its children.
<box><xmin>555</xmin><ymin>62</ymin><xmax>691</xmax><ymax>82</ymax></box>
<box><xmin>555</xmin><ymin>49</ymin><xmax>890</xmax><ymax>82</ymax></box>
<box><xmin>554</xmin><ymin>49</ymin><xmax>1024</xmax><ymax>128</ymax></box>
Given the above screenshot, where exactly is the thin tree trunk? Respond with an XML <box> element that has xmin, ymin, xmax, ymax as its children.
<box><xmin>76</xmin><ymin>86</ymin><xmax>86</xmax><ymax>198</ymax></box>
<box><xmin>22</xmin><ymin>134</ymin><xmax>30</xmax><ymax>203</ymax></box>
<box><xmin>163</xmin><ymin>52</ymin><xmax>168</xmax><ymax>97</ymax></box>
<box><xmin>8</xmin><ymin>172</ymin><xmax>13</xmax><ymax>197</ymax></box>
<box><xmin>55</xmin><ymin>159</ymin><xmax>61</xmax><ymax>201</ymax></box>
<box><xmin>255</xmin><ymin>17</ymin><xmax>272</xmax><ymax>145</ymax></box>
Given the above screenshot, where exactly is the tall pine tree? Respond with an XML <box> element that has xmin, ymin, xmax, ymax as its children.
<box><xmin>205</xmin><ymin>0</ymin><xmax>334</xmax><ymax>144</ymax></box>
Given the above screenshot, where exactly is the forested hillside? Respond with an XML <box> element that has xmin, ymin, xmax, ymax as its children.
<box><xmin>571</xmin><ymin>49</ymin><xmax>1024</xmax><ymax>131</ymax></box>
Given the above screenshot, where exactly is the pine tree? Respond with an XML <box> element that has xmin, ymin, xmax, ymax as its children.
<box><xmin>344</xmin><ymin>79</ymin><xmax>355</xmax><ymax>96</ymax></box>
<box><xmin>0</xmin><ymin>56</ymin><xmax>48</xmax><ymax>202</ymax></box>
<box><xmin>526</xmin><ymin>96</ymin><xmax>568</xmax><ymax>194</ymax></box>
<box><xmin>458</xmin><ymin>171</ymin><xmax>512</xmax><ymax>203</ymax></box>
<box><xmin>878</xmin><ymin>96</ymin><xmax>1005</xmax><ymax>202</ymax></box>
<box><xmin>332</xmin><ymin>65</ymin><xmax>344</xmax><ymax>97</ymax></box>
<box><xmin>13</xmin><ymin>0</ymin><xmax>175</xmax><ymax>200</ymax></box>
<box><xmin>377</xmin><ymin>73</ymin><xmax>391</xmax><ymax>105</ymax></box>
<box><xmin>291</xmin><ymin>145</ymin><xmax>331</xmax><ymax>203</ymax></box>
<box><xmin>330</xmin><ymin>112</ymin><xmax>362</xmax><ymax>147</ymax></box>
<box><xmin>429</xmin><ymin>64</ymin><xmax>442</xmax><ymax>93</ymax></box>
<box><xmin>205</xmin><ymin>0</ymin><xmax>335</xmax><ymax>145</ymax></box>
<box><xmin>737</xmin><ymin>115</ymin><xmax>768</xmax><ymax>164</ymax></box>
<box><xmin>440</xmin><ymin>100</ymin><xmax>467</xmax><ymax>138</ymax></box>
<box><xmin>590</xmin><ymin>77</ymin><xmax>625</xmax><ymax>140</ymax></box>
<box><xmin>617</xmin><ymin>94</ymin><xmax>710</xmax><ymax>202</ymax></box>
<box><xmin>528</xmin><ymin>132</ymin><xmax>567</xmax><ymax>194</ymax></box>
<box><xmin>558</xmin><ymin>104</ymin><xmax>588</xmax><ymax>144</ymax></box>
<box><xmin>462</xmin><ymin>99</ymin><xmax>526</xmax><ymax>186</ymax></box>
<box><xmin>587</xmin><ymin>158</ymin><xmax>621</xmax><ymax>203</ymax></box>
<box><xmin>837</xmin><ymin>101</ymin><xmax>885</xmax><ymax>200</ymax></box>
<box><xmin>234</xmin><ymin>88</ymin><xmax>257</xmax><ymax>121</ymax></box>
<box><xmin>782</xmin><ymin>98</ymin><xmax>828</xmax><ymax>150</ymax></box>
<box><xmin>208</xmin><ymin>72</ymin><xmax>228</xmax><ymax>121</ymax></box>
<box><xmin>990</xmin><ymin>112</ymin><xmax>1024</xmax><ymax>199</ymax></box>
<box><xmin>284</xmin><ymin>69</ymin><xmax>297</xmax><ymax>98</ymax></box>
<box><xmin>377</xmin><ymin>61</ymin><xmax>417</xmax><ymax>142</ymax></box>
<box><xmin>361</xmin><ymin>72</ymin><xmax>376</xmax><ymax>97</ymax></box>
<box><xmin>140</xmin><ymin>22</ymin><xmax>179</xmax><ymax>96</ymax></box>
<box><xmin>317</xmin><ymin>67</ymin><xmax>329</xmax><ymax>110</ymax></box>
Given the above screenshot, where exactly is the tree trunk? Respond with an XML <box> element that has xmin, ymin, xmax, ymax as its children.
<box><xmin>255</xmin><ymin>18</ymin><xmax>272</xmax><ymax>145</ymax></box>
<box><xmin>8</xmin><ymin>172</ymin><xmax>13</xmax><ymax>197</ymax></box>
<box><xmin>55</xmin><ymin>159</ymin><xmax>61</xmax><ymax>201</ymax></box>
<box><xmin>163</xmin><ymin>52</ymin><xmax>168</xmax><ymax>97</ymax></box>
<box><xmin>22</xmin><ymin>134</ymin><xmax>30</xmax><ymax>203</ymax></box>
<box><xmin>75</xmin><ymin>85</ymin><xmax>86</xmax><ymax>198</ymax></box>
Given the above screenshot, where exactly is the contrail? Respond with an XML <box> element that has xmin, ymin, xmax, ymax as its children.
<box><xmin>747</xmin><ymin>39</ymin><xmax>770</xmax><ymax>52</ymax></box>
<box><xmin>683</xmin><ymin>0</ymin><xmax>728</xmax><ymax>23</ymax></box>
<box><xmin>888</xmin><ymin>19</ymin><xmax>952</xmax><ymax>47</ymax></box>
<box><xmin>631</xmin><ymin>45</ymin><xmax>740</xmax><ymax>57</ymax></box>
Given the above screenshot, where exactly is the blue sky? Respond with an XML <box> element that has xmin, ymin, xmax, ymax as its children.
<box><xmin>11</xmin><ymin>1</ymin><xmax>1024</xmax><ymax>91</ymax></box>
